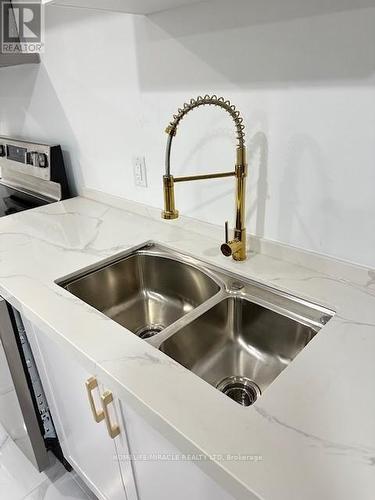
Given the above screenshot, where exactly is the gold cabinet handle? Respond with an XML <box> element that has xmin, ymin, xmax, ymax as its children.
<box><xmin>85</xmin><ymin>377</ymin><xmax>105</xmax><ymax>423</ymax></box>
<box><xmin>101</xmin><ymin>390</ymin><xmax>120</xmax><ymax>439</ymax></box>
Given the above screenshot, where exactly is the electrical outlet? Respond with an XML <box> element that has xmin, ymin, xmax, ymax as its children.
<box><xmin>133</xmin><ymin>156</ymin><xmax>148</xmax><ymax>187</ymax></box>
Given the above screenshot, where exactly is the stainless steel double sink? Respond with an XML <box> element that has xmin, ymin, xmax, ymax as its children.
<box><xmin>58</xmin><ymin>243</ymin><xmax>333</xmax><ymax>407</ymax></box>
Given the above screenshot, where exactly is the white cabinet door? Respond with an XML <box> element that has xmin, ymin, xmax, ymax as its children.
<box><xmin>25</xmin><ymin>321</ymin><xmax>137</xmax><ymax>500</ymax></box>
<box><xmin>24</xmin><ymin>319</ymin><xmax>232</xmax><ymax>500</ymax></box>
<box><xmin>121</xmin><ymin>402</ymin><xmax>235</xmax><ymax>500</ymax></box>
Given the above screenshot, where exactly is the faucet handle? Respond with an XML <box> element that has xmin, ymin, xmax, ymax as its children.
<box><xmin>221</xmin><ymin>221</ymin><xmax>232</xmax><ymax>257</ymax></box>
<box><xmin>224</xmin><ymin>220</ymin><xmax>229</xmax><ymax>244</ymax></box>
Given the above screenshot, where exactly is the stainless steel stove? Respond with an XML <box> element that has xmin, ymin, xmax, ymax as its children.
<box><xmin>0</xmin><ymin>137</ymin><xmax>71</xmax><ymax>471</ymax></box>
<box><xmin>0</xmin><ymin>136</ymin><xmax>70</xmax><ymax>217</ymax></box>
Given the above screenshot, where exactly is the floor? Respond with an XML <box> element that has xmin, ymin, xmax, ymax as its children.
<box><xmin>0</xmin><ymin>422</ymin><xmax>96</xmax><ymax>500</ymax></box>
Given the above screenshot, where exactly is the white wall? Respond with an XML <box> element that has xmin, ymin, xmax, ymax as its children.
<box><xmin>0</xmin><ymin>0</ymin><xmax>374</xmax><ymax>267</ymax></box>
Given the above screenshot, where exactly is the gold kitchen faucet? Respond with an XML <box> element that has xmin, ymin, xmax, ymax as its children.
<box><xmin>162</xmin><ymin>95</ymin><xmax>248</xmax><ymax>261</ymax></box>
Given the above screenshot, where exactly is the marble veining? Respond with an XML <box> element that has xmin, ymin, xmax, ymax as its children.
<box><xmin>254</xmin><ymin>406</ymin><xmax>375</xmax><ymax>465</ymax></box>
<box><xmin>0</xmin><ymin>193</ymin><xmax>374</xmax><ymax>500</ymax></box>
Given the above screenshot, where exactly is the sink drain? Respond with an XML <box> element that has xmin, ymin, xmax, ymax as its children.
<box><xmin>216</xmin><ymin>376</ymin><xmax>261</xmax><ymax>407</ymax></box>
<box><xmin>135</xmin><ymin>324</ymin><xmax>164</xmax><ymax>340</ymax></box>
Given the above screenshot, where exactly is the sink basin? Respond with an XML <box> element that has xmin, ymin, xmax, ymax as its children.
<box><xmin>59</xmin><ymin>242</ymin><xmax>333</xmax><ymax>407</ymax></box>
<box><xmin>160</xmin><ymin>295</ymin><xmax>329</xmax><ymax>406</ymax></box>
<box><xmin>59</xmin><ymin>247</ymin><xmax>220</xmax><ymax>337</ymax></box>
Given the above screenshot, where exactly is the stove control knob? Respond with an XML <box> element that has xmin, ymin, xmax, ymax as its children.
<box><xmin>28</xmin><ymin>152</ymin><xmax>38</xmax><ymax>166</ymax></box>
<box><xmin>28</xmin><ymin>152</ymin><xmax>48</xmax><ymax>168</ymax></box>
<box><xmin>0</xmin><ymin>144</ymin><xmax>5</xmax><ymax>157</ymax></box>
<box><xmin>27</xmin><ymin>152</ymin><xmax>34</xmax><ymax>165</ymax></box>
<box><xmin>37</xmin><ymin>153</ymin><xmax>48</xmax><ymax>168</ymax></box>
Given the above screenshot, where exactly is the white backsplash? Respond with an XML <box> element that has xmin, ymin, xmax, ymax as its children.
<box><xmin>0</xmin><ymin>1</ymin><xmax>374</xmax><ymax>267</ymax></box>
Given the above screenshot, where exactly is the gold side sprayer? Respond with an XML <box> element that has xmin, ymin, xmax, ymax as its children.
<box><xmin>161</xmin><ymin>94</ymin><xmax>248</xmax><ymax>261</ymax></box>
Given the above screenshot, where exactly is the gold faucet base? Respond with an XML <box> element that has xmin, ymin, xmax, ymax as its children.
<box><xmin>232</xmin><ymin>250</ymin><xmax>246</xmax><ymax>262</ymax></box>
<box><xmin>161</xmin><ymin>209</ymin><xmax>179</xmax><ymax>220</ymax></box>
<box><xmin>221</xmin><ymin>227</ymin><xmax>247</xmax><ymax>261</ymax></box>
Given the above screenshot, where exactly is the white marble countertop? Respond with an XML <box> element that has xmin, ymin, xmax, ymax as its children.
<box><xmin>0</xmin><ymin>189</ymin><xmax>374</xmax><ymax>500</ymax></box>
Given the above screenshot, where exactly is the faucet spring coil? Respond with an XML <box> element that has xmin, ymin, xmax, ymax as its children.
<box><xmin>166</xmin><ymin>94</ymin><xmax>246</xmax><ymax>148</ymax></box>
